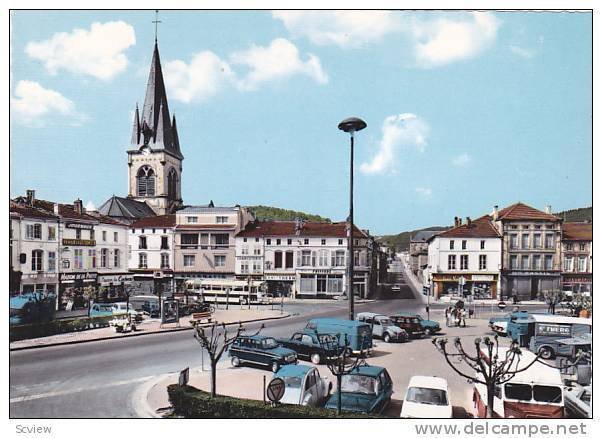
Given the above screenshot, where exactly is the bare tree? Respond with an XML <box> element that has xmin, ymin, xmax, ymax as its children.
<box><xmin>539</xmin><ymin>290</ymin><xmax>565</xmax><ymax>315</ymax></box>
<box><xmin>318</xmin><ymin>333</ymin><xmax>366</xmax><ymax>415</ymax></box>
<box><xmin>193</xmin><ymin>322</ymin><xmax>263</xmax><ymax>397</ymax></box>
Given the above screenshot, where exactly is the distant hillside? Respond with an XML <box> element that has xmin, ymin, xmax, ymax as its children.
<box><xmin>378</xmin><ymin>226</ymin><xmax>450</xmax><ymax>252</ymax></box>
<box><xmin>554</xmin><ymin>206</ymin><xmax>592</xmax><ymax>223</ymax></box>
<box><xmin>248</xmin><ymin>205</ymin><xmax>331</xmax><ymax>223</ymax></box>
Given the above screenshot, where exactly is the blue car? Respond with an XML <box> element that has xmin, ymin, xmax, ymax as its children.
<box><xmin>229</xmin><ymin>335</ymin><xmax>297</xmax><ymax>373</ymax></box>
<box><xmin>325</xmin><ymin>365</ymin><xmax>393</xmax><ymax>414</ymax></box>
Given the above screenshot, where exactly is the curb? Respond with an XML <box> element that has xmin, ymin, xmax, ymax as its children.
<box><xmin>9</xmin><ymin>313</ymin><xmax>291</xmax><ymax>352</ymax></box>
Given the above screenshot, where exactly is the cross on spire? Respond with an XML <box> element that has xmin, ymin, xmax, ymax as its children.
<box><xmin>152</xmin><ymin>10</ymin><xmax>161</xmax><ymax>43</ymax></box>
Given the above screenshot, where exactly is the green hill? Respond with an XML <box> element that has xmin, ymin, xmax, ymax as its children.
<box><xmin>554</xmin><ymin>206</ymin><xmax>592</xmax><ymax>222</ymax></box>
<box><xmin>378</xmin><ymin>226</ymin><xmax>450</xmax><ymax>252</ymax></box>
<box><xmin>247</xmin><ymin>205</ymin><xmax>331</xmax><ymax>223</ymax></box>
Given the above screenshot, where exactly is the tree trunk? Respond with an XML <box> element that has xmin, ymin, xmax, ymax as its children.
<box><xmin>487</xmin><ymin>382</ymin><xmax>495</xmax><ymax>419</ymax></box>
<box><xmin>210</xmin><ymin>359</ymin><xmax>217</xmax><ymax>398</ymax></box>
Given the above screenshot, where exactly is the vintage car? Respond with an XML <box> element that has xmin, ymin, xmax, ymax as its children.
<box><xmin>277</xmin><ymin>330</ymin><xmax>341</xmax><ymax>364</ymax></box>
<box><xmin>488</xmin><ymin>310</ymin><xmax>529</xmax><ymax>336</ymax></box>
<box><xmin>564</xmin><ymin>385</ymin><xmax>591</xmax><ymax>418</ymax></box>
<box><xmin>400</xmin><ymin>376</ymin><xmax>452</xmax><ymax>418</ymax></box>
<box><xmin>111</xmin><ymin>302</ymin><xmax>144</xmax><ymax>322</ymax></box>
<box><xmin>325</xmin><ymin>365</ymin><xmax>393</xmax><ymax>414</ymax></box>
<box><xmin>272</xmin><ymin>364</ymin><xmax>332</xmax><ymax>406</ymax></box>
<box><xmin>229</xmin><ymin>335</ymin><xmax>297</xmax><ymax>372</ymax></box>
<box><xmin>388</xmin><ymin>313</ymin><xmax>426</xmax><ymax>337</ymax></box>
<box><xmin>356</xmin><ymin>312</ymin><xmax>408</xmax><ymax>343</ymax></box>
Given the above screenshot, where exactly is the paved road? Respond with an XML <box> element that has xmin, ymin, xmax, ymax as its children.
<box><xmin>10</xmin><ymin>273</ymin><xmax>442</xmax><ymax>418</ymax></box>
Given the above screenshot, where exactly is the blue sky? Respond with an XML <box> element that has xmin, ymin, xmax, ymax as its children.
<box><xmin>10</xmin><ymin>10</ymin><xmax>592</xmax><ymax>235</ymax></box>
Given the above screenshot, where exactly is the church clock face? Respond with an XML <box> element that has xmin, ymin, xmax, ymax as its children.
<box><xmin>140</xmin><ymin>146</ymin><xmax>150</xmax><ymax>155</ymax></box>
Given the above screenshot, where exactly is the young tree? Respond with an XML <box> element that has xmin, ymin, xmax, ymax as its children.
<box><xmin>539</xmin><ymin>290</ymin><xmax>565</xmax><ymax>315</ymax></box>
<box><xmin>82</xmin><ymin>285</ymin><xmax>98</xmax><ymax>318</ymax></box>
<box><xmin>193</xmin><ymin>322</ymin><xmax>263</xmax><ymax>397</ymax></box>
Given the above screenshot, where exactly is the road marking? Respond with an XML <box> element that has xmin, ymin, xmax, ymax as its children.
<box><xmin>10</xmin><ymin>375</ymin><xmax>154</xmax><ymax>404</ymax></box>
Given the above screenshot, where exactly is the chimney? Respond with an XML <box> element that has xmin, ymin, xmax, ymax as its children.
<box><xmin>492</xmin><ymin>205</ymin><xmax>499</xmax><ymax>221</ymax></box>
<box><xmin>26</xmin><ymin>189</ymin><xmax>35</xmax><ymax>206</ymax></box>
<box><xmin>458</xmin><ymin>217</ymin><xmax>462</xmax><ymax>226</ymax></box>
<box><xmin>53</xmin><ymin>203</ymin><xmax>59</xmax><ymax>215</ymax></box>
<box><xmin>74</xmin><ymin>198</ymin><xmax>83</xmax><ymax>214</ymax></box>
<box><xmin>454</xmin><ymin>216</ymin><xmax>458</xmax><ymax>227</ymax></box>
<box><xmin>466</xmin><ymin>217</ymin><xmax>472</xmax><ymax>227</ymax></box>
<box><xmin>545</xmin><ymin>205</ymin><xmax>551</xmax><ymax>214</ymax></box>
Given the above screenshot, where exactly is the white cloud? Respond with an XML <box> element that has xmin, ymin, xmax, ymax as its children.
<box><xmin>164</xmin><ymin>51</ymin><xmax>235</xmax><ymax>103</ymax></box>
<box><xmin>11</xmin><ymin>80</ymin><xmax>79</xmax><ymax>126</ymax></box>
<box><xmin>163</xmin><ymin>39</ymin><xmax>327</xmax><ymax>103</ymax></box>
<box><xmin>415</xmin><ymin>187</ymin><xmax>433</xmax><ymax>198</ymax></box>
<box><xmin>509</xmin><ymin>45</ymin><xmax>535</xmax><ymax>59</ymax></box>
<box><xmin>25</xmin><ymin>21</ymin><xmax>136</xmax><ymax>80</ymax></box>
<box><xmin>230</xmin><ymin>38</ymin><xmax>328</xmax><ymax>91</ymax></box>
<box><xmin>360</xmin><ymin>113</ymin><xmax>429</xmax><ymax>175</ymax></box>
<box><xmin>85</xmin><ymin>201</ymin><xmax>96</xmax><ymax>212</ymax></box>
<box><xmin>272</xmin><ymin>11</ymin><xmax>401</xmax><ymax>48</ymax></box>
<box><xmin>413</xmin><ymin>12</ymin><xmax>500</xmax><ymax>67</ymax></box>
<box><xmin>452</xmin><ymin>153</ymin><xmax>472</xmax><ymax>167</ymax></box>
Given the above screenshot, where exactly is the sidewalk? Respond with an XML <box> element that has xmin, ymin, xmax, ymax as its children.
<box><xmin>10</xmin><ymin>308</ymin><xmax>290</xmax><ymax>351</ymax></box>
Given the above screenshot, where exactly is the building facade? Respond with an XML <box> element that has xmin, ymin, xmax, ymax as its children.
<box><xmin>409</xmin><ymin>230</ymin><xmax>441</xmax><ymax>283</ymax></box>
<box><xmin>491</xmin><ymin>203</ymin><xmax>563</xmax><ymax>301</ymax></box>
<box><xmin>425</xmin><ymin>216</ymin><xmax>502</xmax><ymax>300</ymax></box>
<box><xmin>561</xmin><ymin>222</ymin><xmax>592</xmax><ymax>294</ymax></box>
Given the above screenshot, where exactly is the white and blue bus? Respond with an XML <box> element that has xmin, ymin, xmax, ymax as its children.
<box><xmin>184</xmin><ymin>279</ymin><xmax>268</xmax><ymax>305</ymax></box>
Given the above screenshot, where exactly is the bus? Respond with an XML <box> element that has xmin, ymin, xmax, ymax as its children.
<box><xmin>506</xmin><ymin>313</ymin><xmax>592</xmax><ymax>359</ymax></box>
<box><xmin>184</xmin><ymin>279</ymin><xmax>268</xmax><ymax>305</ymax></box>
<box><xmin>473</xmin><ymin>348</ymin><xmax>564</xmax><ymax>418</ymax></box>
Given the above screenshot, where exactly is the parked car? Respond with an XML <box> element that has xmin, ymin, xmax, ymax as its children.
<box><xmin>229</xmin><ymin>335</ymin><xmax>297</xmax><ymax>372</ymax></box>
<box><xmin>273</xmin><ymin>364</ymin><xmax>332</xmax><ymax>406</ymax></box>
<box><xmin>564</xmin><ymin>385</ymin><xmax>591</xmax><ymax>418</ymax></box>
<box><xmin>89</xmin><ymin>303</ymin><xmax>115</xmax><ymax>317</ymax></box>
<box><xmin>400</xmin><ymin>376</ymin><xmax>452</xmax><ymax>418</ymax></box>
<box><xmin>488</xmin><ymin>310</ymin><xmax>529</xmax><ymax>336</ymax></box>
<box><xmin>356</xmin><ymin>313</ymin><xmax>408</xmax><ymax>343</ymax></box>
<box><xmin>305</xmin><ymin>318</ymin><xmax>373</xmax><ymax>354</ymax></box>
<box><xmin>277</xmin><ymin>330</ymin><xmax>342</xmax><ymax>364</ymax></box>
<box><xmin>111</xmin><ymin>302</ymin><xmax>144</xmax><ymax>322</ymax></box>
<box><xmin>388</xmin><ymin>313</ymin><xmax>426</xmax><ymax>337</ymax></box>
<box><xmin>179</xmin><ymin>301</ymin><xmax>214</xmax><ymax>316</ymax></box>
<box><xmin>325</xmin><ymin>365</ymin><xmax>393</xmax><ymax>414</ymax></box>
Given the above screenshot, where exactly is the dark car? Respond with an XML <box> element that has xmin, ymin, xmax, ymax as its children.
<box><xmin>229</xmin><ymin>335</ymin><xmax>298</xmax><ymax>372</ymax></box>
<box><xmin>278</xmin><ymin>330</ymin><xmax>342</xmax><ymax>365</ymax></box>
<box><xmin>389</xmin><ymin>313</ymin><xmax>425</xmax><ymax>337</ymax></box>
<box><xmin>325</xmin><ymin>365</ymin><xmax>393</xmax><ymax>414</ymax></box>
<box><xmin>179</xmin><ymin>301</ymin><xmax>214</xmax><ymax>316</ymax></box>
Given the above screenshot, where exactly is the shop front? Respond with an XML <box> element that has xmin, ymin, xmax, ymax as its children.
<box><xmin>264</xmin><ymin>273</ymin><xmax>295</xmax><ymax>297</ymax></box>
<box><xmin>19</xmin><ymin>273</ymin><xmax>58</xmax><ymax>296</ymax></box>
<box><xmin>297</xmin><ymin>269</ymin><xmax>345</xmax><ymax>299</ymax></box>
<box><xmin>98</xmin><ymin>273</ymin><xmax>134</xmax><ymax>301</ymax></box>
<box><xmin>432</xmin><ymin>273</ymin><xmax>499</xmax><ymax>300</ymax></box>
<box><xmin>131</xmin><ymin>270</ymin><xmax>175</xmax><ymax>298</ymax></box>
<box><xmin>501</xmin><ymin>271</ymin><xmax>561</xmax><ymax>301</ymax></box>
<box><xmin>562</xmin><ymin>274</ymin><xmax>592</xmax><ymax>295</ymax></box>
<box><xmin>58</xmin><ymin>272</ymin><xmax>98</xmax><ymax>310</ymax></box>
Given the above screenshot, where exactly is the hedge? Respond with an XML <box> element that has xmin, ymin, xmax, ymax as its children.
<box><xmin>9</xmin><ymin>315</ymin><xmax>115</xmax><ymax>342</ymax></box>
<box><xmin>167</xmin><ymin>384</ymin><xmax>381</xmax><ymax>419</ymax></box>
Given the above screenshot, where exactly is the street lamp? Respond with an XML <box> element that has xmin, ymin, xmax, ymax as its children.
<box><xmin>338</xmin><ymin>117</ymin><xmax>367</xmax><ymax>321</ymax></box>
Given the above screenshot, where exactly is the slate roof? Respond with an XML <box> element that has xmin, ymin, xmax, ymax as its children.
<box><xmin>98</xmin><ymin>196</ymin><xmax>157</xmax><ymax>220</ymax></box>
<box><xmin>13</xmin><ymin>197</ymin><xmax>99</xmax><ymax>222</ymax></box>
<box><xmin>410</xmin><ymin>230</ymin><xmax>441</xmax><ymax>242</ymax></box>
<box><xmin>495</xmin><ymin>202</ymin><xmax>560</xmax><ymax>222</ymax></box>
<box><xmin>178</xmin><ymin>204</ymin><xmax>238</xmax><ymax>214</ymax></box>
<box><xmin>131</xmin><ymin>214</ymin><xmax>176</xmax><ymax>229</ymax></box>
<box><xmin>432</xmin><ymin>216</ymin><xmax>501</xmax><ymax>239</ymax></box>
<box><xmin>10</xmin><ymin>200</ymin><xmax>59</xmax><ymax>221</ymax></box>
<box><xmin>236</xmin><ymin>221</ymin><xmax>367</xmax><ymax>238</ymax></box>
<box><xmin>562</xmin><ymin>222</ymin><xmax>592</xmax><ymax>241</ymax></box>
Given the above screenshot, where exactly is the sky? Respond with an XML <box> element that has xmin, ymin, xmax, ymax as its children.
<box><xmin>9</xmin><ymin>10</ymin><xmax>592</xmax><ymax>235</ymax></box>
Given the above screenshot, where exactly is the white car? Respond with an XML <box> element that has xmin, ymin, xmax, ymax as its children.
<box><xmin>273</xmin><ymin>364</ymin><xmax>332</xmax><ymax>407</ymax></box>
<box><xmin>564</xmin><ymin>385</ymin><xmax>591</xmax><ymax>418</ymax></box>
<box><xmin>491</xmin><ymin>320</ymin><xmax>508</xmax><ymax>335</ymax></box>
<box><xmin>401</xmin><ymin>376</ymin><xmax>452</xmax><ymax>418</ymax></box>
<box><xmin>111</xmin><ymin>302</ymin><xmax>144</xmax><ymax>322</ymax></box>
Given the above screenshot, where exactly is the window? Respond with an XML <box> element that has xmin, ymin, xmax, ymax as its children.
<box><xmin>578</xmin><ymin>257</ymin><xmax>586</xmax><ymax>272</ymax></box>
<box><xmin>167</xmin><ymin>168</ymin><xmax>178</xmax><ymax>200</ymax></box>
<box><xmin>505</xmin><ymin>383</ymin><xmax>532</xmax><ymax>401</ymax></box>
<box><xmin>479</xmin><ymin>255</ymin><xmax>487</xmax><ymax>270</ymax></box>
<box><xmin>137</xmin><ymin>165</ymin><xmax>155</xmax><ymax>196</ymax></box>
<box><xmin>183</xmin><ymin>254</ymin><xmax>195</xmax><ymax>267</ymax></box>
<box><xmin>274</xmin><ymin>251</ymin><xmax>283</xmax><ymax>269</ymax></box>
<box><xmin>161</xmin><ymin>253</ymin><xmax>170</xmax><ymax>269</ymax></box>
<box><xmin>338</xmin><ymin>239</ymin><xmax>343</xmax><ymax>245</ymax></box>
<box><xmin>319</xmin><ymin>249</ymin><xmax>328</xmax><ymax>266</ymax></box>
<box><xmin>448</xmin><ymin>255</ymin><xmax>456</xmax><ymax>270</ymax></box>
<box><xmin>510</xmin><ymin>255</ymin><xmax>518</xmax><ymax>270</ymax></box>
<box><xmin>276</xmin><ymin>239</ymin><xmax>281</xmax><ymax>245</ymax></box>
<box><xmin>579</xmin><ymin>243</ymin><xmax>586</xmax><ymax>251</ymax></box>
<box><xmin>240</xmin><ymin>262</ymin><xmax>249</xmax><ymax>274</ymax></box>
<box><xmin>533</xmin><ymin>255</ymin><xmax>541</xmax><ymax>270</ymax></box>
<box><xmin>76</xmin><ymin>229</ymin><xmax>81</xmax><ymax>239</ymax></box>
<box><xmin>521</xmin><ymin>234</ymin><xmax>529</xmax><ymax>249</ymax></box>
<box><xmin>287</xmin><ymin>239</ymin><xmax>292</xmax><ymax>245</ymax></box>
<box><xmin>266</xmin><ymin>239</ymin><xmax>271</xmax><ymax>245</ymax></box>
<box><xmin>565</xmin><ymin>243</ymin><xmax>574</xmax><ymax>251</ymax></box>
<box><xmin>300</xmin><ymin>275</ymin><xmax>314</xmax><ymax>292</ymax></box>
<box><xmin>533</xmin><ymin>234</ymin><xmax>541</xmax><ymax>249</ymax></box>
<box><xmin>510</xmin><ymin>234</ymin><xmax>518</xmax><ymax>249</ymax></box>
<box><xmin>354</xmin><ymin>251</ymin><xmax>360</xmax><ymax>267</ymax></box>
<box><xmin>48</xmin><ymin>226</ymin><xmax>56</xmax><ymax>241</ymax></box>
<box><xmin>31</xmin><ymin>250</ymin><xmax>43</xmax><ymax>271</ymax></box>
<box><xmin>200</xmin><ymin>233</ymin><xmax>209</xmax><ymax>249</ymax></box>
<box><xmin>114</xmin><ymin>249</ymin><xmax>120</xmax><ymax>268</ymax></box>
<box><xmin>87</xmin><ymin>249</ymin><xmax>95</xmax><ymax>268</ymax></box>
<box><xmin>285</xmin><ymin>251</ymin><xmax>294</xmax><ymax>269</ymax></box>
<box><xmin>301</xmin><ymin>250</ymin><xmax>312</xmax><ymax>266</ymax></box>
<box><xmin>139</xmin><ymin>253</ymin><xmax>148</xmax><ymax>269</ymax></box>
<box><xmin>90</xmin><ymin>230</ymin><xmax>95</xmax><ymax>240</ymax></box>
<box><xmin>114</xmin><ymin>232</ymin><xmax>118</xmax><ymax>243</ymax></box>
<box><xmin>253</xmin><ymin>247</ymin><xmax>261</xmax><ymax>255</ymax></box>
<box><xmin>74</xmin><ymin>249</ymin><xmax>83</xmax><ymax>269</ymax></box>
<box><xmin>255</xmin><ymin>238</ymin><xmax>259</xmax><ymax>243</ymax></box>
<box><xmin>510</xmin><ymin>225</ymin><xmax>518</xmax><ymax>230</ymax></box>
<box><xmin>317</xmin><ymin>275</ymin><xmax>327</xmax><ymax>293</ymax></box>
<box><xmin>214</xmin><ymin>255</ymin><xmax>226</xmax><ymax>267</ymax></box>
<box><xmin>564</xmin><ymin>257</ymin><xmax>573</xmax><ymax>272</ymax></box>
<box><xmin>480</xmin><ymin>240</ymin><xmax>485</xmax><ymax>250</ymax></box>
<box><xmin>304</xmin><ymin>238</ymin><xmax>309</xmax><ymax>245</ymax></box>
<box><xmin>328</xmin><ymin>276</ymin><xmax>343</xmax><ymax>293</ymax></box>
<box><xmin>545</xmin><ymin>234</ymin><xmax>554</xmax><ymax>249</ymax></box>
<box><xmin>102</xmin><ymin>230</ymin><xmax>107</xmax><ymax>241</ymax></box>
<box><xmin>533</xmin><ymin>386</ymin><xmax>562</xmax><ymax>403</ymax></box>
<box><xmin>321</xmin><ymin>239</ymin><xmax>326</xmax><ymax>245</ymax></box>
<box><xmin>181</xmin><ymin>234</ymin><xmax>198</xmax><ymax>249</ymax></box>
<box><xmin>101</xmin><ymin>249</ymin><xmax>108</xmax><ymax>268</ymax></box>
<box><xmin>521</xmin><ymin>255</ymin><xmax>529</xmax><ymax>270</ymax></box>
<box><xmin>213</xmin><ymin>234</ymin><xmax>229</xmax><ymax>248</ymax></box>
<box><xmin>460</xmin><ymin>255</ymin><xmax>468</xmax><ymax>270</ymax></box>
<box><xmin>139</xmin><ymin>236</ymin><xmax>147</xmax><ymax>249</ymax></box>
<box><xmin>26</xmin><ymin>224</ymin><xmax>42</xmax><ymax>239</ymax></box>
<box><xmin>534</xmin><ymin>225</ymin><xmax>541</xmax><ymax>229</ymax></box>
<box><xmin>216</xmin><ymin>216</ymin><xmax>228</xmax><ymax>224</ymax></box>
<box><xmin>241</xmin><ymin>245</ymin><xmax>249</xmax><ymax>255</ymax></box>
<box><xmin>186</xmin><ymin>216</ymin><xmax>198</xmax><ymax>224</ymax></box>
<box><xmin>449</xmin><ymin>240</ymin><xmax>455</xmax><ymax>250</ymax></box>
<box><xmin>334</xmin><ymin>250</ymin><xmax>345</xmax><ymax>267</ymax></box>
<box><xmin>544</xmin><ymin>255</ymin><xmax>553</xmax><ymax>270</ymax></box>
<box><xmin>252</xmin><ymin>261</ymin><xmax>261</xmax><ymax>273</ymax></box>
<box><xmin>160</xmin><ymin>236</ymin><xmax>169</xmax><ymax>250</ymax></box>
<box><xmin>48</xmin><ymin>251</ymin><xmax>56</xmax><ymax>272</ymax></box>
<box><xmin>462</xmin><ymin>240</ymin><xmax>467</xmax><ymax>250</ymax></box>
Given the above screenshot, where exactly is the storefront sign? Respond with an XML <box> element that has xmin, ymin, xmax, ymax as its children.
<box><xmin>59</xmin><ymin>272</ymin><xmax>98</xmax><ymax>283</ymax></box>
<box><xmin>434</xmin><ymin>274</ymin><xmax>472</xmax><ymax>282</ymax></box>
<box><xmin>472</xmin><ymin>275</ymin><xmax>495</xmax><ymax>281</ymax></box>
<box><xmin>62</xmin><ymin>238</ymin><xmax>96</xmax><ymax>246</ymax></box>
<box><xmin>562</xmin><ymin>276</ymin><xmax>591</xmax><ymax>284</ymax></box>
<box><xmin>99</xmin><ymin>274</ymin><xmax>133</xmax><ymax>285</ymax></box>
<box><xmin>536</xmin><ymin>323</ymin><xmax>571</xmax><ymax>337</ymax></box>
<box><xmin>66</xmin><ymin>222</ymin><xmax>94</xmax><ymax>230</ymax></box>
<box><xmin>265</xmin><ymin>274</ymin><xmax>295</xmax><ymax>281</ymax></box>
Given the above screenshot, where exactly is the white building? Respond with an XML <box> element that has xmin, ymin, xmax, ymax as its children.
<box><xmin>234</xmin><ymin>220</ymin><xmax>372</xmax><ymax>299</ymax></box>
<box><xmin>425</xmin><ymin>216</ymin><xmax>502</xmax><ymax>300</ymax></box>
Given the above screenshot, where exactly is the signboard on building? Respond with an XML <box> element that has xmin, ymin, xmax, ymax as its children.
<box><xmin>536</xmin><ymin>323</ymin><xmax>571</xmax><ymax>337</ymax></box>
<box><xmin>59</xmin><ymin>272</ymin><xmax>98</xmax><ymax>283</ymax></box>
<box><xmin>62</xmin><ymin>238</ymin><xmax>96</xmax><ymax>246</ymax></box>
<box><xmin>472</xmin><ymin>275</ymin><xmax>495</xmax><ymax>281</ymax></box>
<box><xmin>99</xmin><ymin>274</ymin><xmax>133</xmax><ymax>285</ymax></box>
<box><xmin>66</xmin><ymin>222</ymin><xmax>94</xmax><ymax>230</ymax></box>
<box><xmin>265</xmin><ymin>274</ymin><xmax>295</xmax><ymax>281</ymax></box>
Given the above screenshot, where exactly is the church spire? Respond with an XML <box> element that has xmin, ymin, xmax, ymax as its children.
<box><xmin>130</xmin><ymin>103</ymin><xmax>140</xmax><ymax>145</ymax></box>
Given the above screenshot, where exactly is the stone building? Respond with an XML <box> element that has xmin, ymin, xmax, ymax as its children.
<box><xmin>561</xmin><ymin>222</ymin><xmax>592</xmax><ymax>294</ymax></box>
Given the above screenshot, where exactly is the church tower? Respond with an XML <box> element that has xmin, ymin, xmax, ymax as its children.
<box><xmin>127</xmin><ymin>40</ymin><xmax>184</xmax><ymax>215</ymax></box>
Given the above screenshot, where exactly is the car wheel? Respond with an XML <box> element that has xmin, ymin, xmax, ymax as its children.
<box><xmin>383</xmin><ymin>333</ymin><xmax>391</xmax><ymax>343</ymax></box>
<box><xmin>271</xmin><ymin>362</ymin><xmax>280</xmax><ymax>373</ymax></box>
<box><xmin>539</xmin><ymin>346</ymin><xmax>555</xmax><ymax>360</ymax></box>
<box><xmin>425</xmin><ymin>328</ymin><xmax>433</xmax><ymax>336</ymax></box>
<box><xmin>231</xmin><ymin>356</ymin><xmax>241</xmax><ymax>367</ymax></box>
<box><xmin>310</xmin><ymin>353</ymin><xmax>322</xmax><ymax>365</ymax></box>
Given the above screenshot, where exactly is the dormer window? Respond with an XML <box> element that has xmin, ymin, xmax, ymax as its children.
<box><xmin>187</xmin><ymin>216</ymin><xmax>198</xmax><ymax>224</ymax></box>
<box><xmin>216</xmin><ymin>216</ymin><xmax>228</xmax><ymax>224</ymax></box>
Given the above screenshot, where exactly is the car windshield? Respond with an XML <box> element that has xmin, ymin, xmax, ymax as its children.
<box><xmin>415</xmin><ymin>316</ymin><xmax>424</xmax><ymax>321</ymax></box>
<box><xmin>341</xmin><ymin>374</ymin><xmax>377</xmax><ymax>395</ymax></box>
<box><xmin>533</xmin><ymin>385</ymin><xmax>562</xmax><ymax>403</ymax></box>
<box><xmin>262</xmin><ymin>338</ymin><xmax>278</xmax><ymax>349</ymax></box>
<box><xmin>379</xmin><ymin>318</ymin><xmax>393</xmax><ymax>326</ymax></box>
<box><xmin>406</xmin><ymin>387</ymin><xmax>448</xmax><ymax>405</ymax></box>
<box><xmin>282</xmin><ymin>376</ymin><xmax>302</xmax><ymax>388</ymax></box>
<box><xmin>505</xmin><ymin>383</ymin><xmax>532</xmax><ymax>401</ymax></box>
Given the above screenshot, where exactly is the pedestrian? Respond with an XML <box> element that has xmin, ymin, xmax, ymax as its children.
<box><xmin>445</xmin><ymin>306</ymin><xmax>450</xmax><ymax>327</ymax></box>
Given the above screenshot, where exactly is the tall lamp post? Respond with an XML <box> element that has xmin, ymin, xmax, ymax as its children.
<box><xmin>338</xmin><ymin>117</ymin><xmax>367</xmax><ymax>321</ymax></box>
